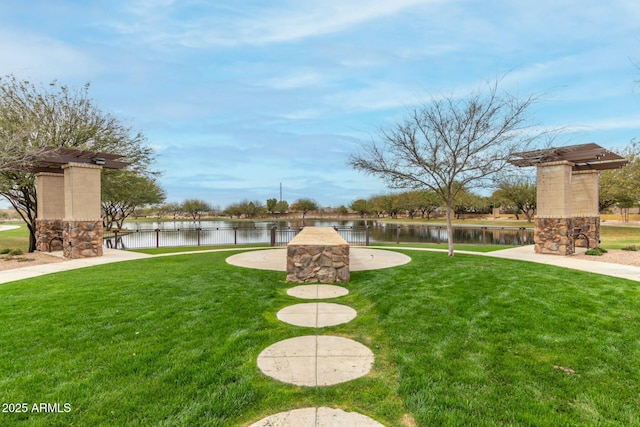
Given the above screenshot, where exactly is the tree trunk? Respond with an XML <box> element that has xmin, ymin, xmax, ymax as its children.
<box><xmin>445</xmin><ymin>204</ymin><xmax>455</xmax><ymax>257</ymax></box>
<box><xmin>27</xmin><ymin>223</ymin><xmax>36</xmax><ymax>253</ymax></box>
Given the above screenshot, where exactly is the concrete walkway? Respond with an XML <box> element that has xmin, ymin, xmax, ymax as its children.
<box><xmin>387</xmin><ymin>245</ymin><xmax>640</xmax><ymax>282</ymax></box>
<box><xmin>0</xmin><ymin>249</ymin><xmax>151</xmax><ymax>284</ymax></box>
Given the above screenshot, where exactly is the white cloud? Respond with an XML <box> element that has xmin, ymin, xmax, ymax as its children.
<box><xmin>0</xmin><ymin>28</ymin><xmax>99</xmax><ymax>81</ymax></box>
<box><xmin>107</xmin><ymin>0</ymin><xmax>440</xmax><ymax>48</ymax></box>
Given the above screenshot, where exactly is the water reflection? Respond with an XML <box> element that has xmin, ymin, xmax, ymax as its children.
<box><xmin>107</xmin><ymin>219</ymin><xmax>533</xmax><ymax>249</ymax></box>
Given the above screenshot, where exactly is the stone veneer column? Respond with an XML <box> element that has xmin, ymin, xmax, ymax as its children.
<box><xmin>62</xmin><ymin>163</ymin><xmax>103</xmax><ymax>258</ymax></box>
<box><xmin>571</xmin><ymin>170</ymin><xmax>600</xmax><ymax>248</ymax></box>
<box><xmin>35</xmin><ymin>172</ymin><xmax>65</xmax><ymax>252</ymax></box>
<box><xmin>287</xmin><ymin>227</ymin><xmax>350</xmax><ymax>283</ymax></box>
<box><xmin>534</xmin><ymin>161</ymin><xmax>575</xmax><ymax>255</ymax></box>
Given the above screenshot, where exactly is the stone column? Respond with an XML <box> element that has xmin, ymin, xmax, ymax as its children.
<box><xmin>35</xmin><ymin>172</ymin><xmax>65</xmax><ymax>252</ymax></box>
<box><xmin>62</xmin><ymin>163</ymin><xmax>104</xmax><ymax>258</ymax></box>
<box><xmin>534</xmin><ymin>161</ymin><xmax>574</xmax><ymax>255</ymax></box>
<box><xmin>571</xmin><ymin>170</ymin><xmax>600</xmax><ymax>248</ymax></box>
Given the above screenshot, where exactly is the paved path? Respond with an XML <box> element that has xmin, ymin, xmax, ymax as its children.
<box><xmin>0</xmin><ymin>249</ymin><xmax>152</xmax><ymax>284</ymax></box>
<box><xmin>388</xmin><ymin>245</ymin><xmax>640</xmax><ymax>282</ymax></box>
<box><xmin>0</xmin><ymin>225</ymin><xmax>20</xmax><ymax>232</ymax></box>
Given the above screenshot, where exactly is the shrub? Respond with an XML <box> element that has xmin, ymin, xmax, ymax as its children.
<box><xmin>585</xmin><ymin>247</ymin><xmax>608</xmax><ymax>256</ymax></box>
<box><xmin>622</xmin><ymin>245</ymin><xmax>638</xmax><ymax>251</ymax></box>
<box><xmin>8</xmin><ymin>249</ymin><xmax>23</xmax><ymax>256</ymax></box>
<box><xmin>0</xmin><ymin>248</ymin><xmax>11</xmax><ymax>254</ymax></box>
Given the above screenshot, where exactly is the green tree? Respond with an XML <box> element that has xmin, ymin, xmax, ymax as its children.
<box><xmin>0</xmin><ymin>75</ymin><xmax>156</xmax><ymax>251</ymax></box>
<box><xmin>397</xmin><ymin>191</ymin><xmax>422</xmax><ymax>219</ymax></box>
<box><xmin>291</xmin><ymin>198</ymin><xmax>318</xmax><ymax>219</ymax></box>
<box><xmin>600</xmin><ymin>141</ymin><xmax>640</xmax><ymax>218</ymax></box>
<box><xmin>336</xmin><ymin>205</ymin><xmax>349</xmax><ymax>216</ymax></box>
<box><xmin>266</xmin><ymin>198</ymin><xmax>278</xmax><ymax>215</ymax></box>
<box><xmin>223</xmin><ymin>203</ymin><xmax>242</xmax><ymax>218</ymax></box>
<box><xmin>101</xmin><ymin>170</ymin><xmax>165</xmax><ymax>231</ymax></box>
<box><xmin>349</xmin><ymin>80</ymin><xmax>542</xmax><ymax>256</ymax></box>
<box><xmin>368</xmin><ymin>194</ymin><xmax>398</xmax><ymax>218</ymax></box>
<box><xmin>451</xmin><ymin>186</ymin><xmax>483</xmax><ymax>219</ymax></box>
<box><xmin>156</xmin><ymin>202</ymin><xmax>182</xmax><ymax>220</ymax></box>
<box><xmin>416</xmin><ymin>189</ymin><xmax>441</xmax><ymax>219</ymax></box>
<box><xmin>182</xmin><ymin>199</ymin><xmax>212</xmax><ymax>221</ymax></box>
<box><xmin>350</xmin><ymin>199</ymin><xmax>371</xmax><ymax>218</ymax></box>
<box><xmin>493</xmin><ymin>177</ymin><xmax>537</xmax><ymax>222</ymax></box>
<box><xmin>240</xmin><ymin>199</ymin><xmax>264</xmax><ymax>218</ymax></box>
<box><xmin>275</xmin><ymin>200</ymin><xmax>289</xmax><ymax>214</ymax></box>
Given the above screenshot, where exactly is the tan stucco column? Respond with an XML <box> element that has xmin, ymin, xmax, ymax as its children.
<box><xmin>62</xmin><ymin>163</ymin><xmax>104</xmax><ymax>258</ymax></box>
<box><xmin>571</xmin><ymin>169</ymin><xmax>600</xmax><ymax>248</ymax></box>
<box><xmin>534</xmin><ymin>161</ymin><xmax>575</xmax><ymax>255</ymax></box>
<box><xmin>35</xmin><ymin>172</ymin><xmax>65</xmax><ymax>251</ymax></box>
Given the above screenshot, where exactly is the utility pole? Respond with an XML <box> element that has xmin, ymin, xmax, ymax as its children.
<box><xmin>280</xmin><ymin>182</ymin><xmax>283</xmax><ymax>202</ymax></box>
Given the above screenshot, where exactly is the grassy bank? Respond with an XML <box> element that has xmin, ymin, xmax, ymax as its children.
<box><xmin>1</xmin><ymin>249</ymin><xmax>639</xmax><ymax>425</ymax></box>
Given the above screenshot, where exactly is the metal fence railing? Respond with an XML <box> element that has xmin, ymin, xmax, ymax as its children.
<box><xmin>104</xmin><ymin>225</ymin><xmax>533</xmax><ymax>250</ymax></box>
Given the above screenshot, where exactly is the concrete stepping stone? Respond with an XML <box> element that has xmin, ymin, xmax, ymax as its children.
<box><xmin>287</xmin><ymin>284</ymin><xmax>348</xmax><ymax>299</ymax></box>
<box><xmin>277</xmin><ymin>302</ymin><xmax>357</xmax><ymax>328</ymax></box>
<box><xmin>257</xmin><ymin>335</ymin><xmax>374</xmax><ymax>386</ymax></box>
<box><xmin>249</xmin><ymin>406</ymin><xmax>386</xmax><ymax>426</ymax></box>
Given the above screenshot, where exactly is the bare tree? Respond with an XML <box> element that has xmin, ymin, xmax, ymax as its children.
<box><xmin>349</xmin><ymin>80</ymin><xmax>544</xmax><ymax>256</ymax></box>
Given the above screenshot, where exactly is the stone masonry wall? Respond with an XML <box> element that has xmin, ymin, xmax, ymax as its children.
<box><xmin>286</xmin><ymin>244</ymin><xmax>350</xmax><ymax>283</ymax></box>
<box><xmin>36</xmin><ymin>219</ymin><xmax>64</xmax><ymax>252</ymax></box>
<box><xmin>573</xmin><ymin>216</ymin><xmax>600</xmax><ymax>249</ymax></box>
<box><xmin>534</xmin><ymin>217</ymin><xmax>575</xmax><ymax>255</ymax></box>
<box><xmin>63</xmin><ymin>220</ymin><xmax>103</xmax><ymax>259</ymax></box>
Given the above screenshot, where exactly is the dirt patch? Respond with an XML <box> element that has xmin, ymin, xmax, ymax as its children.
<box><xmin>572</xmin><ymin>249</ymin><xmax>640</xmax><ymax>267</ymax></box>
<box><xmin>0</xmin><ymin>252</ymin><xmax>67</xmax><ymax>271</ymax></box>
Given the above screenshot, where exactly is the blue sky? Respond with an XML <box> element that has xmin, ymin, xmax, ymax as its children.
<box><xmin>1</xmin><ymin>0</ymin><xmax>639</xmax><ymax>209</ymax></box>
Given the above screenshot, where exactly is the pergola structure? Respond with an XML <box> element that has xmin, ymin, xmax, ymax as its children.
<box><xmin>510</xmin><ymin>143</ymin><xmax>627</xmax><ymax>255</ymax></box>
<box><xmin>28</xmin><ymin>147</ymin><xmax>128</xmax><ymax>259</ymax></box>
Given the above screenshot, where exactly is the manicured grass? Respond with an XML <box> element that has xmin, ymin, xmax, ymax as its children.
<box><xmin>132</xmin><ymin>244</ymin><xmax>270</xmax><ymax>255</ymax></box>
<box><xmin>0</xmin><ymin>222</ymin><xmax>31</xmax><ymax>252</ymax></box>
<box><xmin>596</xmin><ymin>226</ymin><xmax>640</xmax><ymax>249</ymax></box>
<box><xmin>372</xmin><ymin>243</ymin><xmax>509</xmax><ymax>253</ymax></box>
<box><xmin>1</xmin><ymin>249</ymin><xmax>639</xmax><ymax>425</ymax></box>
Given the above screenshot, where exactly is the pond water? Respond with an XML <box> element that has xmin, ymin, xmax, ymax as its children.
<box><xmin>106</xmin><ymin>219</ymin><xmax>533</xmax><ymax>249</ymax></box>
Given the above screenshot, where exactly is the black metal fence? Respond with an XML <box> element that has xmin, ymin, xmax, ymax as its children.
<box><xmin>104</xmin><ymin>225</ymin><xmax>533</xmax><ymax>250</ymax></box>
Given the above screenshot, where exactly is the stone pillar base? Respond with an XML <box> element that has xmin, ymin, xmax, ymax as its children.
<box><xmin>286</xmin><ymin>245</ymin><xmax>350</xmax><ymax>283</ymax></box>
<box><xmin>573</xmin><ymin>217</ymin><xmax>600</xmax><ymax>248</ymax></box>
<box><xmin>286</xmin><ymin>227</ymin><xmax>350</xmax><ymax>283</ymax></box>
<box><xmin>534</xmin><ymin>217</ymin><xmax>575</xmax><ymax>255</ymax></box>
<box><xmin>35</xmin><ymin>219</ymin><xmax>64</xmax><ymax>252</ymax></box>
<box><xmin>63</xmin><ymin>220</ymin><xmax>103</xmax><ymax>259</ymax></box>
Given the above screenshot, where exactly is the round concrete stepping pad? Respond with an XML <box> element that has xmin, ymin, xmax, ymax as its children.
<box><xmin>249</xmin><ymin>406</ymin><xmax>386</xmax><ymax>426</ymax></box>
<box><xmin>226</xmin><ymin>247</ymin><xmax>410</xmax><ymax>272</ymax></box>
<box><xmin>287</xmin><ymin>284</ymin><xmax>349</xmax><ymax>299</ymax></box>
<box><xmin>277</xmin><ymin>303</ymin><xmax>357</xmax><ymax>327</ymax></box>
<box><xmin>257</xmin><ymin>335</ymin><xmax>374</xmax><ymax>386</ymax></box>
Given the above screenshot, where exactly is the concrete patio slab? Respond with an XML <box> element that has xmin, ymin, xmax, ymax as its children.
<box><xmin>257</xmin><ymin>335</ymin><xmax>374</xmax><ymax>386</ymax></box>
<box><xmin>287</xmin><ymin>284</ymin><xmax>349</xmax><ymax>299</ymax></box>
<box><xmin>248</xmin><ymin>406</ymin><xmax>385</xmax><ymax>427</ymax></box>
<box><xmin>277</xmin><ymin>303</ymin><xmax>357</xmax><ymax>327</ymax></box>
<box><xmin>226</xmin><ymin>247</ymin><xmax>410</xmax><ymax>272</ymax></box>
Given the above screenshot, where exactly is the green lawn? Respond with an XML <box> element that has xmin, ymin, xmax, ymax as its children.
<box><xmin>0</xmin><ymin>249</ymin><xmax>639</xmax><ymax>426</ymax></box>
